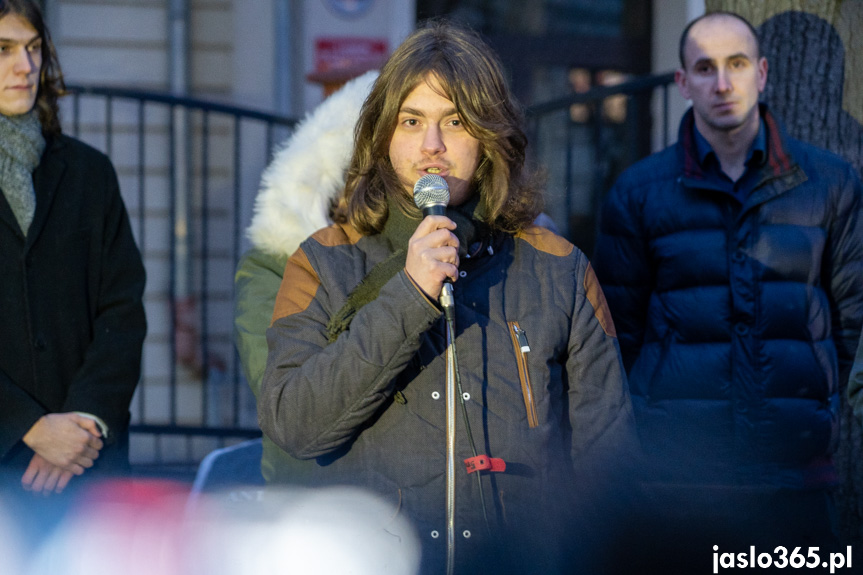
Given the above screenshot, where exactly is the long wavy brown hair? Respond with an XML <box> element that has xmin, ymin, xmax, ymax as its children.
<box><xmin>0</xmin><ymin>0</ymin><xmax>65</xmax><ymax>136</ymax></box>
<box><xmin>340</xmin><ymin>19</ymin><xmax>543</xmax><ymax>235</ymax></box>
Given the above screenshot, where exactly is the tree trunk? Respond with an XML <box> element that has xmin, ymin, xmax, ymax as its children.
<box><xmin>708</xmin><ymin>0</ymin><xmax>863</xmax><ymax>547</ymax></box>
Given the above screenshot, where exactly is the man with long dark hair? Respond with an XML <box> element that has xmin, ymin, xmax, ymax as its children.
<box><xmin>260</xmin><ymin>20</ymin><xmax>635</xmax><ymax>574</ymax></box>
<box><xmin>0</xmin><ymin>0</ymin><xmax>145</xmax><ymax>504</ymax></box>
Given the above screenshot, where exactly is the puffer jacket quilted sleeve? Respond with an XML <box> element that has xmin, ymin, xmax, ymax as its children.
<box><xmin>590</xmin><ymin>154</ymin><xmax>667</xmax><ymax>373</ymax></box>
<box><xmin>823</xmin><ymin>158</ymin><xmax>863</xmax><ymax>379</ymax></box>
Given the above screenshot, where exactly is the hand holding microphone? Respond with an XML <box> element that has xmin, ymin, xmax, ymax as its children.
<box><xmin>406</xmin><ymin>174</ymin><xmax>459</xmax><ymax>301</ymax></box>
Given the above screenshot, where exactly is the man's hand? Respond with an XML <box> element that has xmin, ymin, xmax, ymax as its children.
<box><xmin>405</xmin><ymin>215</ymin><xmax>460</xmax><ymax>299</ymax></box>
<box><xmin>21</xmin><ymin>453</ymin><xmax>75</xmax><ymax>495</ymax></box>
<box><xmin>22</xmin><ymin>413</ymin><xmax>103</xmax><ymax>475</ymax></box>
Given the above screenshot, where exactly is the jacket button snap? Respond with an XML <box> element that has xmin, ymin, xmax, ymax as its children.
<box><xmin>431</xmin><ymin>391</ymin><xmax>440</xmax><ymax>400</ymax></box>
<box><xmin>430</xmin><ymin>530</ymin><xmax>440</xmax><ymax>539</ymax></box>
<box><xmin>462</xmin><ymin>392</ymin><xmax>470</xmax><ymax>401</ymax></box>
<box><xmin>734</xmin><ymin>323</ymin><xmax>749</xmax><ymax>336</ymax></box>
<box><xmin>462</xmin><ymin>530</ymin><xmax>471</xmax><ymax>538</ymax></box>
<box><xmin>459</xmin><ymin>270</ymin><xmax>467</xmax><ymax>278</ymax></box>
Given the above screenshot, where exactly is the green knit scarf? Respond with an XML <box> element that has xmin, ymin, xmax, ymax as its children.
<box><xmin>325</xmin><ymin>195</ymin><xmax>489</xmax><ymax>342</ymax></box>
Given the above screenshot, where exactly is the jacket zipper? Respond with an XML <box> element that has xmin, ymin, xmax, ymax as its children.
<box><xmin>508</xmin><ymin>321</ymin><xmax>538</xmax><ymax>428</ymax></box>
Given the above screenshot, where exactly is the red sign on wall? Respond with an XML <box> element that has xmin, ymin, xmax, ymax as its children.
<box><xmin>314</xmin><ymin>37</ymin><xmax>388</xmax><ymax>72</ymax></box>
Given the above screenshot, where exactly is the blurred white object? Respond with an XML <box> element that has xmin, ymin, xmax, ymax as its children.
<box><xmin>190</xmin><ymin>486</ymin><xmax>420</xmax><ymax>575</ymax></box>
<box><xmin>27</xmin><ymin>480</ymin><xmax>419</xmax><ymax>575</ymax></box>
<box><xmin>0</xmin><ymin>501</ymin><xmax>25</xmax><ymax>574</ymax></box>
<box><xmin>27</xmin><ymin>479</ymin><xmax>191</xmax><ymax>575</ymax></box>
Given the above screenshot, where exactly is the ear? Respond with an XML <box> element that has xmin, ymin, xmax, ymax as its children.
<box><xmin>675</xmin><ymin>68</ymin><xmax>690</xmax><ymax>100</ymax></box>
<box><xmin>756</xmin><ymin>56</ymin><xmax>768</xmax><ymax>93</ymax></box>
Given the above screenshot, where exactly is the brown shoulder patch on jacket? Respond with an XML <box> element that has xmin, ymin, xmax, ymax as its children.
<box><xmin>310</xmin><ymin>222</ymin><xmax>363</xmax><ymax>247</ymax></box>
<box><xmin>271</xmin><ymin>248</ymin><xmax>320</xmax><ymax>325</ymax></box>
<box><xmin>515</xmin><ymin>225</ymin><xmax>574</xmax><ymax>257</ymax></box>
<box><xmin>584</xmin><ymin>262</ymin><xmax>617</xmax><ymax>338</ymax></box>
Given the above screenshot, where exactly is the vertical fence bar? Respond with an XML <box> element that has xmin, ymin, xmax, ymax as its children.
<box><xmin>169</xmin><ymin>105</ymin><xmax>179</xmax><ymax>426</ymax></box>
<box><xmin>591</xmin><ymin>98</ymin><xmax>605</xmax><ymax>239</ymax></box>
<box><xmin>628</xmin><ymin>93</ymin><xmax>640</xmax><ymax>168</ymax></box>
<box><xmin>564</xmin><ymin>109</ymin><xmax>574</xmax><ymax>239</ymax></box>
<box><xmin>663</xmin><ymin>84</ymin><xmax>670</xmax><ymax>149</ymax></box>
<box><xmin>136</xmin><ymin>99</ymin><xmax>147</xmax><ymax>423</ymax></box>
<box><xmin>200</xmin><ymin>111</ymin><xmax>211</xmax><ymax>425</ymax></box>
<box><xmin>73</xmin><ymin>92</ymin><xmax>80</xmax><ymax>138</ymax></box>
<box><xmin>266</xmin><ymin>122</ymin><xmax>275</xmax><ymax>162</ymax></box>
<box><xmin>136</xmin><ymin>100</ymin><xmax>147</xmax><ymax>271</ymax></box>
<box><xmin>105</xmin><ymin>96</ymin><xmax>113</xmax><ymax>157</ymax></box>
<box><xmin>232</xmin><ymin>115</ymin><xmax>242</xmax><ymax>428</ymax></box>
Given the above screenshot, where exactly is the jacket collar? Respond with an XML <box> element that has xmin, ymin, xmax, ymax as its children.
<box><xmin>678</xmin><ymin>104</ymin><xmax>806</xmax><ymax>205</ymax></box>
<box><xmin>693</xmin><ymin>115</ymin><xmax>766</xmax><ymax>170</ymax></box>
<box><xmin>380</xmin><ymin>193</ymin><xmax>493</xmax><ymax>260</ymax></box>
<box><xmin>679</xmin><ymin>103</ymin><xmax>795</xmax><ymax>182</ymax></box>
<box><xmin>27</xmin><ymin>135</ymin><xmax>66</xmax><ymax>247</ymax></box>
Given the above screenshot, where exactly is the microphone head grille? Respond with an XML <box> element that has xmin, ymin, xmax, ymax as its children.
<box><xmin>413</xmin><ymin>174</ymin><xmax>450</xmax><ymax>209</ymax></box>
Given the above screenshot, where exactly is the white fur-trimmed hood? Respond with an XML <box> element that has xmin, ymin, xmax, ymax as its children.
<box><xmin>247</xmin><ymin>71</ymin><xmax>378</xmax><ymax>256</ymax></box>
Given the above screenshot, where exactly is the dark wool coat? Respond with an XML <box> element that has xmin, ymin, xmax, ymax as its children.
<box><xmin>594</xmin><ymin>106</ymin><xmax>863</xmax><ymax>489</ymax></box>
<box><xmin>0</xmin><ymin>134</ymin><xmax>146</xmax><ymax>473</ymax></box>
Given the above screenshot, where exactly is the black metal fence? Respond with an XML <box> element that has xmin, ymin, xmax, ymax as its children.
<box><xmin>62</xmin><ymin>71</ymin><xmax>676</xmax><ymax>477</ymax></box>
<box><xmin>63</xmin><ymin>86</ymin><xmax>297</xmax><ymax>477</ymax></box>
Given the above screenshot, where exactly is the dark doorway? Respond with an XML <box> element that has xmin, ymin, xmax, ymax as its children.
<box><xmin>416</xmin><ymin>0</ymin><xmax>654</xmax><ymax>254</ymax></box>
<box><xmin>416</xmin><ymin>0</ymin><xmax>652</xmax><ymax>106</ymax></box>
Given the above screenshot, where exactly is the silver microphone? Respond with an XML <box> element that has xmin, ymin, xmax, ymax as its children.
<box><xmin>412</xmin><ymin>174</ymin><xmax>455</xmax><ymax>312</ymax></box>
<box><xmin>413</xmin><ymin>173</ymin><xmax>450</xmax><ymax>216</ymax></box>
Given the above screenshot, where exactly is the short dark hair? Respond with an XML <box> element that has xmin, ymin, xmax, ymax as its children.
<box><xmin>678</xmin><ymin>11</ymin><xmax>761</xmax><ymax>69</ymax></box>
<box><xmin>0</xmin><ymin>0</ymin><xmax>65</xmax><ymax>136</ymax></box>
<box><xmin>341</xmin><ymin>19</ymin><xmax>542</xmax><ymax>235</ymax></box>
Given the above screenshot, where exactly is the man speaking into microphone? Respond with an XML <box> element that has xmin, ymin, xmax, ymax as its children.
<box><xmin>260</xmin><ymin>19</ymin><xmax>637</xmax><ymax>575</ymax></box>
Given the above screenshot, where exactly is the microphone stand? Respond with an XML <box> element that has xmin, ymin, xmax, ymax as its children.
<box><xmin>441</xmin><ymin>284</ymin><xmax>457</xmax><ymax>575</ymax></box>
<box><xmin>412</xmin><ymin>175</ymin><xmax>491</xmax><ymax>573</ymax></box>
<box><xmin>440</xmin><ymin>283</ymin><xmax>491</xmax><ymax>575</ymax></box>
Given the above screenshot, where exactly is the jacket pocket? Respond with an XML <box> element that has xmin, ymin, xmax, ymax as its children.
<box><xmin>508</xmin><ymin>321</ymin><xmax>538</xmax><ymax>428</ymax></box>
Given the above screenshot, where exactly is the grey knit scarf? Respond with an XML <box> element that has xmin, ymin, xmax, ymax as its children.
<box><xmin>0</xmin><ymin>111</ymin><xmax>45</xmax><ymax>235</ymax></box>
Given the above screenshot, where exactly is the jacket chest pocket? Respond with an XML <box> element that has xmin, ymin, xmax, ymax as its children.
<box><xmin>508</xmin><ymin>320</ymin><xmax>538</xmax><ymax>428</ymax></box>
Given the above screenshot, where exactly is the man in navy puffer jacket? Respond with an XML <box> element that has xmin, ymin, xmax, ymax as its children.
<box><xmin>594</xmin><ymin>11</ymin><xmax>863</xmax><ymax>569</ymax></box>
